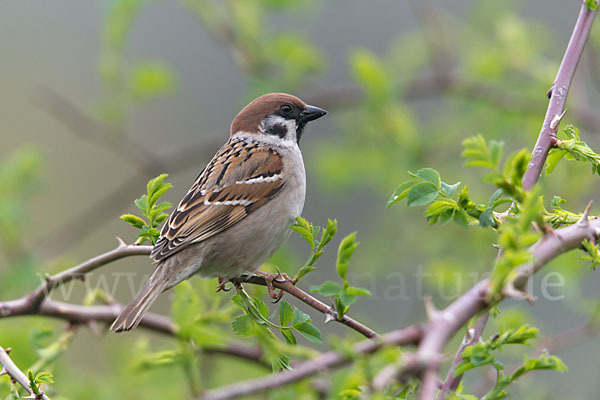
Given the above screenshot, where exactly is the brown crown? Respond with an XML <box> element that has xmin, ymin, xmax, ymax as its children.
<box><xmin>230</xmin><ymin>93</ymin><xmax>307</xmax><ymax>135</ymax></box>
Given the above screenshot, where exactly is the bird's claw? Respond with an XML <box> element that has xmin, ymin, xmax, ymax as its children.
<box><xmin>216</xmin><ymin>277</ymin><xmax>232</xmax><ymax>292</ymax></box>
<box><xmin>255</xmin><ymin>268</ymin><xmax>292</xmax><ymax>302</ymax></box>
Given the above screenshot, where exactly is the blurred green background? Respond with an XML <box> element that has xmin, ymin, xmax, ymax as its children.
<box><xmin>2</xmin><ymin>0</ymin><xmax>600</xmax><ymax>398</ymax></box>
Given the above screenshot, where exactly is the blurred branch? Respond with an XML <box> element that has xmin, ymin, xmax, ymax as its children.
<box><xmin>34</xmin><ymin>87</ymin><xmax>163</xmax><ymax>174</ymax></box>
<box><xmin>437</xmin><ymin>312</ymin><xmax>489</xmax><ymax>398</ymax></box>
<box><xmin>304</xmin><ymin>75</ymin><xmax>600</xmax><ymax>133</ymax></box>
<box><xmin>0</xmin><ymin>345</ymin><xmax>52</xmax><ymax>400</ymax></box>
<box><xmin>199</xmin><ymin>325</ymin><xmax>423</xmax><ymax>400</ymax></box>
<box><xmin>33</xmin><ymin>88</ymin><xmax>220</xmax><ymax>258</ymax></box>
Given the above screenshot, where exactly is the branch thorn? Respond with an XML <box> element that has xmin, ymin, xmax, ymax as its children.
<box><xmin>116</xmin><ymin>236</ymin><xmax>127</xmax><ymax>247</ymax></box>
<box><xmin>546</xmin><ymin>84</ymin><xmax>554</xmax><ymax>98</ymax></box>
<box><xmin>577</xmin><ymin>200</ymin><xmax>593</xmax><ymax>227</ymax></box>
<box><xmin>502</xmin><ymin>283</ymin><xmax>535</xmax><ymax>306</ymax></box>
<box><xmin>424</xmin><ymin>296</ymin><xmax>440</xmax><ymax>321</ymax></box>
<box><xmin>550</xmin><ymin>109</ymin><xmax>567</xmax><ymax>130</ymax></box>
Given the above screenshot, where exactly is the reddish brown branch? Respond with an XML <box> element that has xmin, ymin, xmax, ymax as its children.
<box><xmin>230</xmin><ymin>275</ymin><xmax>378</xmax><ymax>339</ymax></box>
<box><xmin>522</xmin><ymin>2</ymin><xmax>597</xmax><ymax>191</ymax></box>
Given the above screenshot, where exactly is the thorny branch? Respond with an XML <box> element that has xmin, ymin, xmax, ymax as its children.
<box><xmin>2</xmin><ymin>2</ymin><xmax>599</xmax><ymax>399</ymax></box>
<box><xmin>426</xmin><ymin>2</ymin><xmax>597</xmax><ymax>398</ymax></box>
<box><xmin>196</xmin><ymin>215</ymin><xmax>600</xmax><ymax>400</ymax></box>
<box><xmin>0</xmin><ymin>345</ymin><xmax>52</xmax><ymax>400</ymax></box>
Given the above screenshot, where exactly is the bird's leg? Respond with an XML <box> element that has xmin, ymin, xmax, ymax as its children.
<box><xmin>216</xmin><ymin>277</ymin><xmax>232</xmax><ymax>292</ymax></box>
<box><xmin>255</xmin><ymin>268</ymin><xmax>291</xmax><ymax>303</ymax></box>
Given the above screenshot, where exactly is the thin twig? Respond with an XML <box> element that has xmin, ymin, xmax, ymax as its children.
<box><xmin>0</xmin><ymin>345</ymin><xmax>52</xmax><ymax>400</ymax></box>
<box><xmin>437</xmin><ymin>313</ymin><xmax>489</xmax><ymax>398</ymax></box>
<box><xmin>228</xmin><ymin>275</ymin><xmax>377</xmax><ymax>339</ymax></box>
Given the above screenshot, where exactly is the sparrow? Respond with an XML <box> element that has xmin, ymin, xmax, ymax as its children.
<box><xmin>110</xmin><ymin>93</ymin><xmax>327</xmax><ymax>332</ymax></box>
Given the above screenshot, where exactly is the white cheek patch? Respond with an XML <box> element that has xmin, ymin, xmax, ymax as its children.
<box><xmin>260</xmin><ymin>115</ymin><xmax>298</xmax><ymax>142</ymax></box>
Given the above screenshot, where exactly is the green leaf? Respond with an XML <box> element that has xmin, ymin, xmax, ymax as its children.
<box><xmin>120</xmin><ymin>213</ymin><xmax>146</xmax><ymax>229</ymax></box>
<box><xmin>336</xmin><ymin>232</ymin><xmax>359</xmax><ymax>280</ymax></box>
<box><xmin>454</xmin><ymin>208</ymin><xmax>469</xmax><ymax>227</ymax></box>
<box><xmin>345</xmin><ymin>286</ymin><xmax>372</xmax><ymax>296</ymax></box>
<box><xmin>149</xmin><ymin>187</ymin><xmax>172</xmax><ymax>209</ymax></box>
<box><xmin>551</xmin><ymin>196</ymin><xmax>566</xmax><ymax>208</ymax></box>
<box><xmin>135</xmin><ymin>195</ymin><xmax>149</xmax><ymax>216</ymax></box>
<box><xmin>33</xmin><ymin>371</ymin><xmax>54</xmax><ymax>385</ymax></box>
<box><xmin>438</xmin><ymin>208</ymin><xmax>455</xmax><ymax>225</ymax></box>
<box><xmin>254</xmin><ymin>297</ymin><xmax>270</xmax><ymax>320</ymax></box>
<box><xmin>350</xmin><ymin>49</ymin><xmax>390</xmax><ymax>100</ymax></box>
<box><xmin>462</xmin><ymin>135</ymin><xmax>504</xmax><ymax>170</ymax></box>
<box><xmin>291</xmin><ymin>307</ymin><xmax>310</xmax><ymax>327</ymax></box>
<box><xmin>231</xmin><ymin>315</ymin><xmax>253</xmax><ymax>337</ymax></box>
<box><xmin>406</xmin><ymin>182</ymin><xmax>438</xmax><ymax>206</ymax></box>
<box><xmin>319</xmin><ymin>219</ymin><xmax>338</xmax><ymax>250</ymax></box>
<box><xmin>130</xmin><ymin>63</ymin><xmax>175</xmax><ymax>101</ymax></box>
<box><xmin>290</xmin><ymin>217</ymin><xmax>315</xmax><ymax>248</ymax></box>
<box><xmin>410</xmin><ymin>168</ymin><xmax>441</xmax><ymax>188</ymax></box>
<box><xmin>587</xmin><ymin>0</ymin><xmax>599</xmax><ymax>11</ymax></box>
<box><xmin>339</xmin><ymin>290</ymin><xmax>357</xmax><ymax>307</ymax></box>
<box><xmin>310</xmin><ymin>281</ymin><xmax>343</xmax><ymax>297</ymax></box>
<box><xmin>281</xmin><ymin>329</ymin><xmax>296</xmax><ymax>345</ymax></box>
<box><xmin>387</xmin><ymin>180</ymin><xmax>417</xmax><ymax>207</ymax></box>
<box><xmin>278</xmin><ymin>301</ymin><xmax>294</xmax><ymax>326</ymax></box>
<box><xmin>441</xmin><ymin>181</ymin><xmax>461</xmax><ymax>197</ymax></box>
<box><xmin>545</xmin><ymin>149</ymin><xmax>566</xmax><ymax>177</ymax></box>
<box><xmin>294</xmin><ymin>321</ymin><xmax>322</xmax><ymax>344</ymax></box>
<box><xmin>479</xmin><ymin>208</ymin><xmax>495</xmax><ymax>228</ymax></box>
<box><xmin>171</xmin><ymin>281</ymin><xmax>200</xmax><ymax>338</ymax></box>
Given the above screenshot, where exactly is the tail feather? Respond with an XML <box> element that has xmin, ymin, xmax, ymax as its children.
<box><xmin>110</xmin><ymin>266</ymin><xmax>169</xmax><ymax>333</ymax></box>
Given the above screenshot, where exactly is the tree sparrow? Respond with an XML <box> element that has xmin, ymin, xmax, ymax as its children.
<box><xmin>111</xmin><ymin>93</ymin><xmax>327</xmax><ymax>332</ymax></box>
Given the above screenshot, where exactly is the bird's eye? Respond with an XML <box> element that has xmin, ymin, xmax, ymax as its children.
<box><xmin>280</xmin><ymin>104</ymin><xmax>292</xmax><ymax>115</ymax></box>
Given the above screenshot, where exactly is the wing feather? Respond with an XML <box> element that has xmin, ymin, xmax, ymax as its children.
<box><xmin>150</xmin><ymin>138</ymin><xmax>284</xmax><ymax>262</ymax></box>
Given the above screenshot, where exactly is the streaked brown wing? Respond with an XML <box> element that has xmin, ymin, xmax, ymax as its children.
<box><xmin>150</xmin><ymin>138</ymin><xmax>285</xmax><ymax>262</ymax></box>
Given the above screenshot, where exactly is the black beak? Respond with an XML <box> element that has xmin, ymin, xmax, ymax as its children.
<box><xmin>298</xmin><ymin>105</ymin><xmax>327</xmax><ymax>123</ymax></box>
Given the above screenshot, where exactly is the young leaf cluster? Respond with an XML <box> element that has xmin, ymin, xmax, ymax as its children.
<box><xmin>310</xmin><ymin>233</ymin><xmax>371</xmax><ymax>319</ymax></box>
<box><xmin>546</xmin><ymin>125</ymin><xmax>600</xmax><ymax>176</ymax></box>
<box><xmin>231</xmin><ymin>292</ymin><xmax>322</xmax><ymax>346</ymax></box>
<box><xmin>387</xmin><ymin>167</ymin><xmax>508</xmax><ymax>228</ymax></box>
<box><xmin>462</xmin><ymin>135</ymin><xmax>529</xmax><ymax>203</ymax></box>
<box><xmin>543</xmin><ymin>196</ymin><xmax>582</xmax><ymax>228</ymax></box>
<box><xmin>231</xmin><ymin>291</ymin><xmax>321</xmax><ymax>370</ymax></box>
<box><xmin>582</xmin><ymin>239</ymin><xmax>600</xmax><ymax>270</ymax></box>
<box><xmin>453</xmin><ymin>326</ymin><xmax>566</xmax><ymax>400</ymax></box>
<box><xmin>120</xmin><ymin>173</ymin><xmax>172</xmax><ymax>245</ymax></box>
<box><xmin>481</xmin><ymin>352</ymin><xmax>567</xmax><ymax>400</ymax></box>
<box><xmin>291</xmin><ymin>217</ymin><xmax>338</xmax><ymax>282</ymax></box>
<box><xmin>27</xmin><ymin>369</ymin><xmax>53</xmax><ymax>398</ymax></box>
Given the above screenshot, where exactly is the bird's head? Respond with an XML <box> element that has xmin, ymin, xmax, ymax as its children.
<box><xmin>230</xmin><ymin>93</ymin><xmax>327</xmax><ymax>144</ymax></box>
